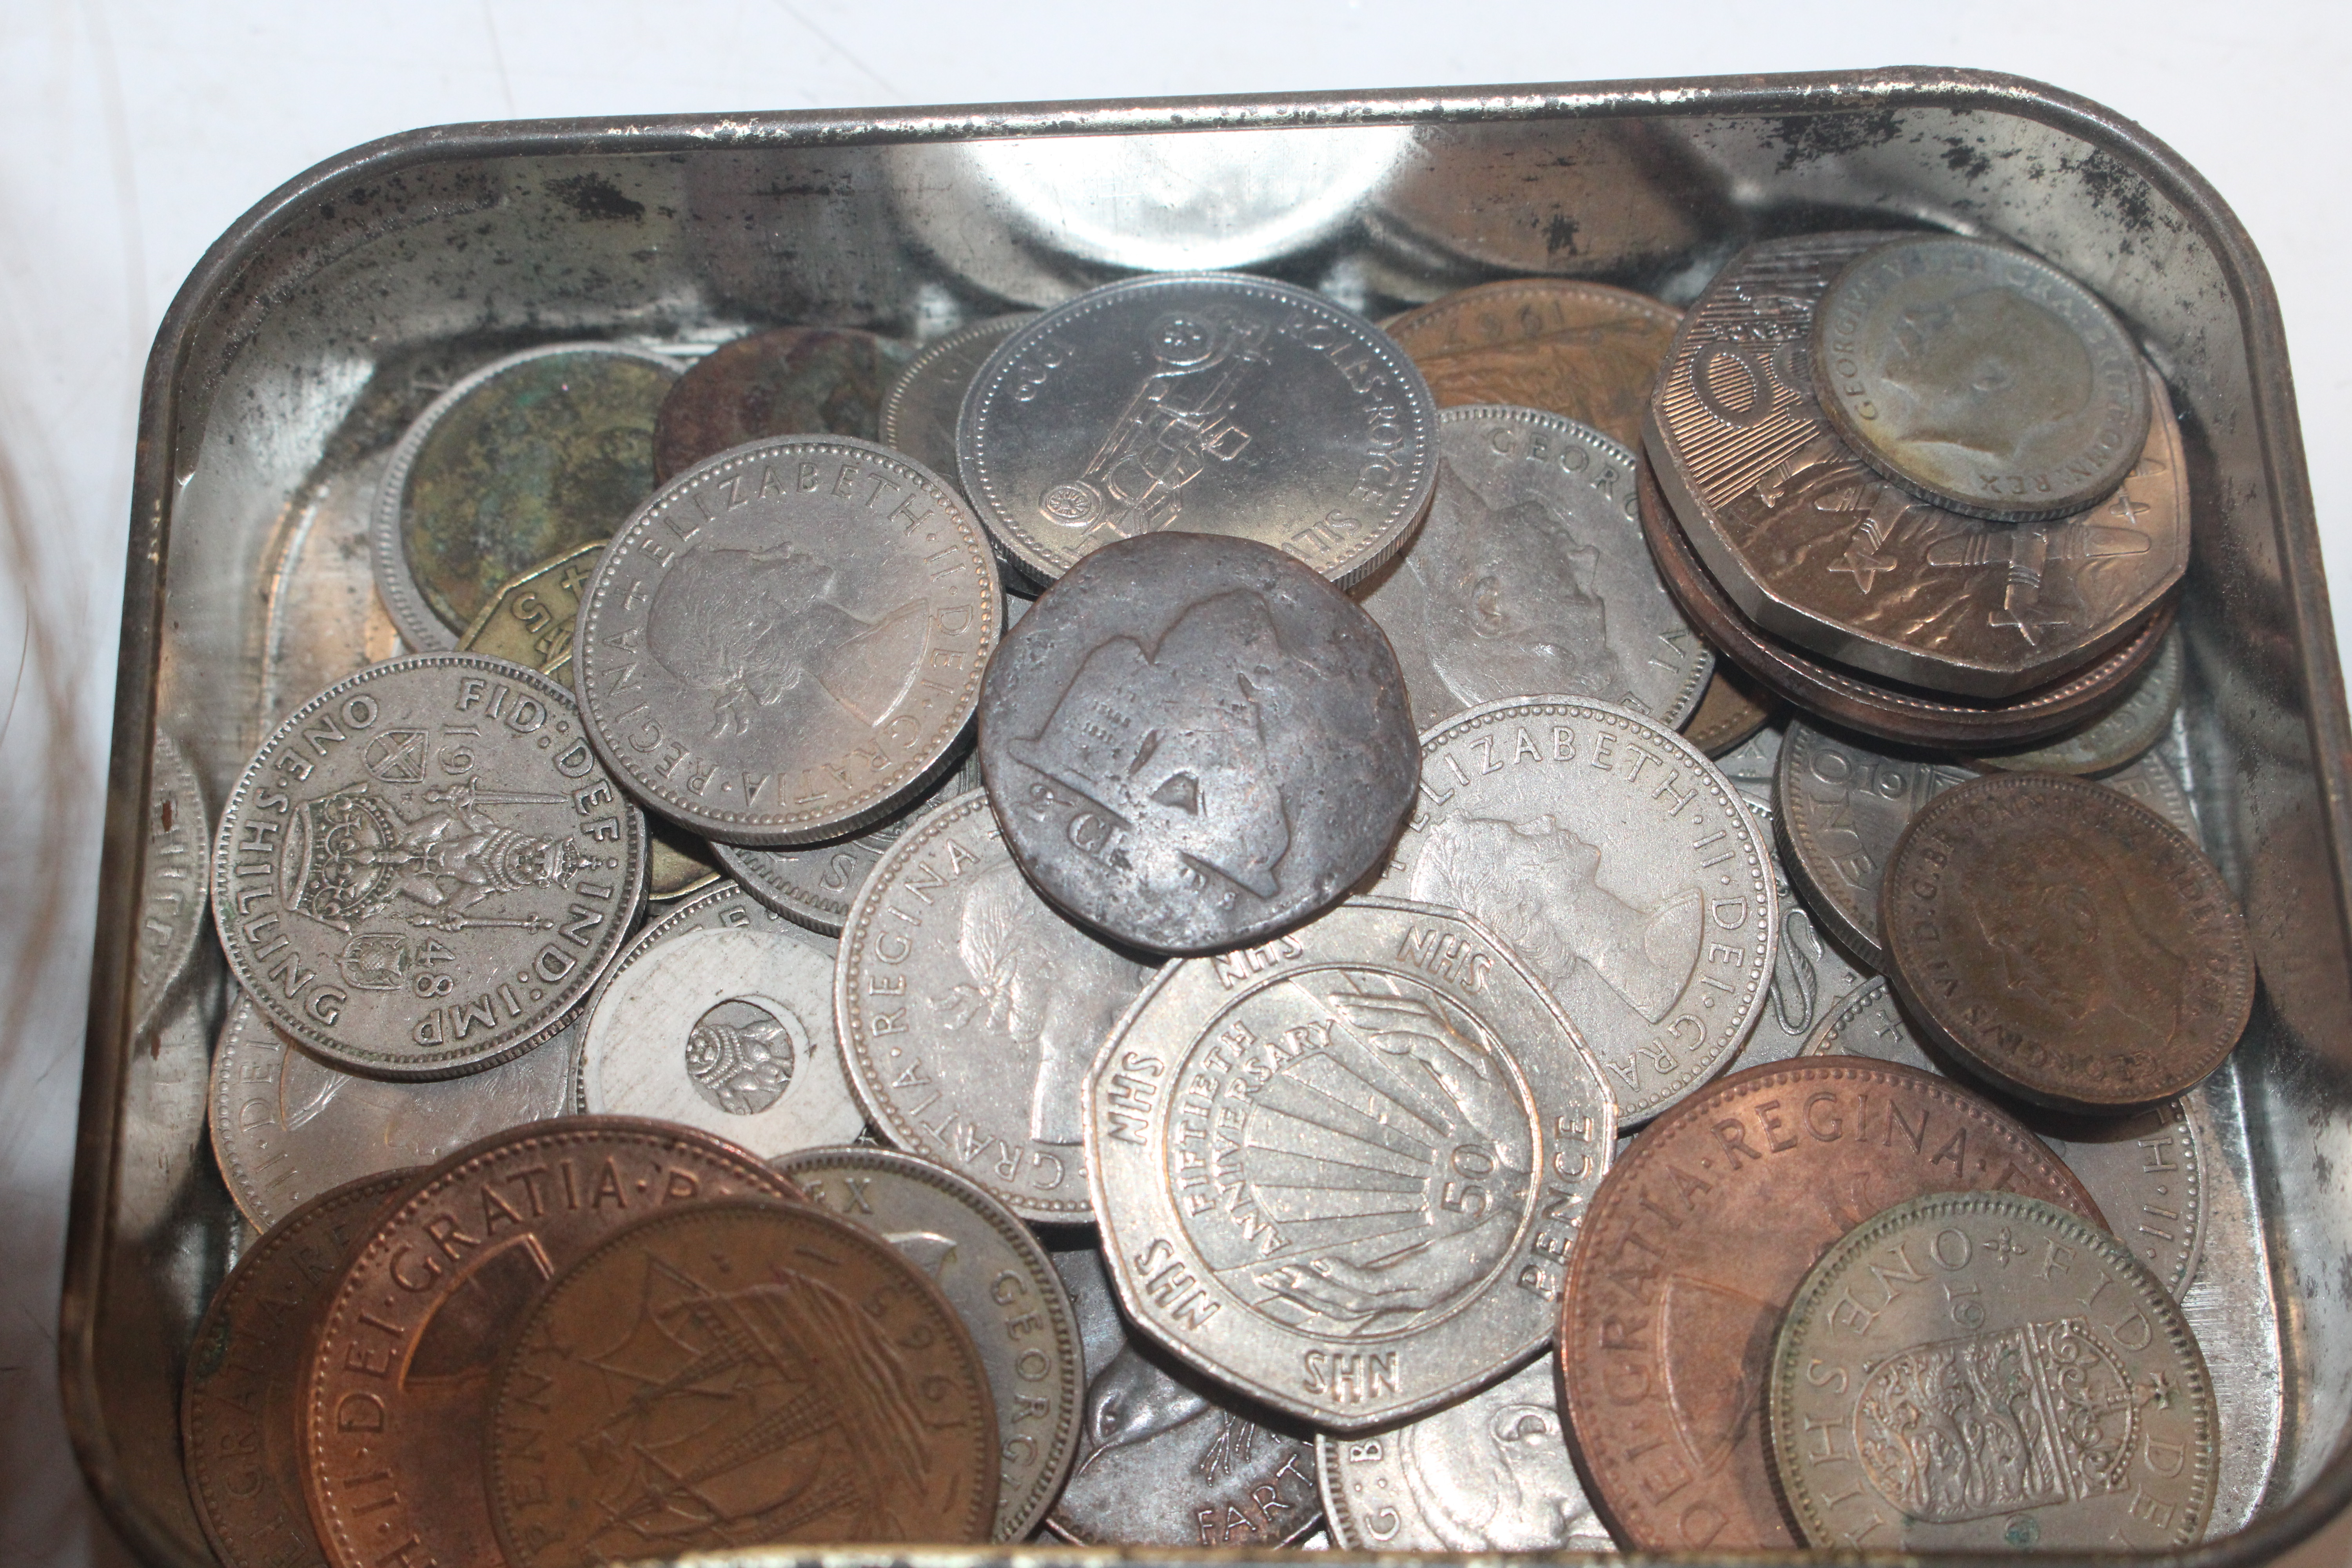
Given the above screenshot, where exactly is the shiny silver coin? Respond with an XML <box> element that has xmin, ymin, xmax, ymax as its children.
<box><xmin>837</xmin><ymin>789</ymin><xmax>1153</xmax><ymax>1222</ymax></box>
<box><xmin>712</xmin><ymin>749</ymin><xmax>980</xmax><ymax>938</ymax></box>
<box><xmin>133</xmin><ymin>731</ymin><xmax>211</xmax><ymax>1038</ymax></box>
<box><xmin>1358</xmin><ymin>405</ymin><xmax>1710</xmax><ymax>732</ymax></box>
<box><xmin>1730</xmin><ymin>796</ymin><xmax>1872</xmax><ymax>1070</ymax></box>
<box><xmin>1969</xmin><ymin>626</ymin><xmax>2184</xmax><ymax>775</ymax></box>
<box><xmin>1370</xmin><ymin>696</ymin><xmax>1776</xmax><ymax>1125</ymax></box>
<box><xmin>1815</xmin><ymin>236</ymin><xmax>2152</xmax><ymax>522</ymax></box>
<box><xmin>210</xmin><ymin>655</ymin><xmax>646</xmax><ymax>1078</ymax></box>
<box><xmin>776</xmin><ymin>1145</ymin><xmax>1084</xmax><ymax>1543</ymax></box>
<box><xmin>575</xmin><ymin>435</ymin><xmax>1000</xmax><ymax>846</ymax></box>
<box><xmin>1316</xmin><ymin>1354</ymin><xmax>1615</xmax><ymax>1551</ymax></box>
<box><xmin>1710</xmin><ymin>719</ymin><xmax>1781</xmax><ymax>808</ymax></box>
<box><xmin>881</xmin><ymin>314</ymin><xmax>1037</xmax><ymax>485</ymax></box>
<box><xmin>1045</xmin><ymin>1244</ymin><xmax>1322</xmax><ymax>1548</ymax></box>
<box><xmin>1087</xmin><ymin>897</ymin><xmax>1614</xmax><ymax>1431</ymax></box>
<box><xmin>980</xmin><ymin>531</ymin><xmax>1418</xmax><ymax>955</ymax></box>
<box><xmin>956</xmin><ymin>272</ymin><xmax>1438</xmax><ymax>588</ymax></box>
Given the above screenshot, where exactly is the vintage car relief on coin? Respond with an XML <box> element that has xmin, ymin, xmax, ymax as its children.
<box><xmin>1558</xmin><ymin>1058</ymin><xmax>2102</xmax><ymax>1551</ymax></box>
<box><xmin>980</xmin><ymin>531</ymin><xmax>1419</xmax><ymax>955</ymax></box>
<box><xmin>302</xmin><ymin>1120</ymin><xmax>801</xmax><ymax>1568</ymax></box>
<box><xmin>209</xmin><ymin>989</ymin><xmax>579</xmax><ymax>1231</ymax></box>
<box><xmin>1648</xmin><ymin>233</ymin><xmax>2187</xmax><ymax>699</ymax></box>
<box><xmin>1682</xmin><ymin>662</ymin><xmax>1780</xmax><ymax>758</ymax></box>
<box><xmin>1770</xmin><ymin>1191</ymin><xmax>2216</xmax><ymax>1550</ymax></box>
<box><xmin>1814</xmin><ymin>236</ymin><xmax>2152</xmax><ymax>521</ymax></box>
<box><xmin>371</xmin><ymin>343</ymin><xmax>678</xmax><ymax>650</ymax></box>
<box><xmin>882</xmin><ymin>314</ymin><xmax>1036</xmax><ymax>483</ymax></box>
<box><xmin>1968</xmin><ymin>624</ymin><xmax>2183</xmax><ymax>775</ymax></box>
<box><xmin>1371</xmin><ymin>696</ymin><xmax>1775</xmax><ymax>1125</ymax></box>
<box><xmin>776</xmin><ymin>1145</ymin><xmax>1083</xmax><ymax>1541</ymax></box>
<box><xmin>837</xmin><ymin>789</ymin><xmax>1153</xmax><ymax>1221</ymax></box>
<box><xmin>1046</xmin><ymin>1245</ymin><xmax>1322</xmax><ymax>1548</ymax></box>
<box><xmin>1804</xmin><ymin>977</ymin><xmax>2207</xmax><ymax>1298</ymax></box>
<box><xmin>1883</xmin><ymin>774</ymin><xmax>2254</xmax><ymax>1112</ymax></box>
<box><xmin>956</xmin><ymin>272</ymin><xmax>1439</xmax><ymax>587</ymax></box>
<box><xmin>577</xmin><ymin>435</ymin><xmax>999</xmax><ymax>846</ymax></box>
<box><xmin>1087</xmin><ymin>897</ymin><xmax>1614</xmax><ymax>1431</ymax></box>
<box><xmin>133</xmin><ymin>731</ymin><xmax>210</xmax><ymax>1036</ymax></box>
<box><xmin>210</xmin><ymin>655</ymin><xmax>646</xmax><ymax>1078</ymax></box>
<box><xmin>184</xmin><ymin>1171</ymin><xmax>413</xmax><ymax>1568</ymax></box>
<box><xmin>1359</xmin><ymin>407</ymin><xmax>1709</xmax><ymax>732</ymax></box>
<box><xmin>1316</xmin><ymin>1353</ymin><xmax>1614</xmax><ymax>1551</ymax></box>
<box><xmin>713</xmin><ymin>748</ymin><xmax>980</xmax><ymax>937</ymax></box>
<box><xmin>488</xmin><ymin>1198</ymin><xmax>998</xmax><ymax>1562</ymax></box>
<box><xmin>1729</xmin><ymin>797</ymin><xmax>1870</xmax><ymax>1070</ymax></box>
<box><xmin>653</xmin><ymin>325</ymin><xmax>911</xmax><ymax>481</ymax></box>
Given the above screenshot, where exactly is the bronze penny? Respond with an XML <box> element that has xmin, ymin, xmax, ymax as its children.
<box><xmin>300</xmin><ymin>1118</ymin><xmax>800</xmax><ymax>1568</ymax></box>
<box><xmin>1679</xmin><ymin>661</ymin><xmax>1780</xmax><ymax>757</ymax></box>
<box><xmin>1882</xmin><ymin>773</ymin><xmax>2255</xmax><ymax>1112</ymax></box>
<box><xmin>486</xmin><ymin>1198</ymin><xmax>999</xmax><ymax>1563</ymax></box>
<box><xmin>1557</xmin><ymin>1058</ymin><xmax>2103</xmax><ymax>1550</ymax></box>
<box><xmin>183</xmin><ymin>1171</ymin><xmax>416</xmax><ymax>1568</ymax></box>
<box><xmin>653</xmin><ymin>326</ymin><xmax>912</xmax><ymax>481</ymax></box>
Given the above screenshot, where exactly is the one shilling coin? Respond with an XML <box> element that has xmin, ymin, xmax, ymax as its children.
<box><xmin>133</xmin><ymin>730</ymin><xmax>210</xmax><ymax>1038</ymax></box>
<box><xmin>652</xmin><ymin>325</ymin><xmax>912</xmax><ymax>481</ymax></box>
<box><xmin>882</xmin><ymin>314</ymin><xmax>1037</xmax><ymax>486</ymax></box>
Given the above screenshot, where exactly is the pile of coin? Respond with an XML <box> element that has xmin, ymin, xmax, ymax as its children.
<box><xmin>165</xmin><ymin>235</ymin><xmax>2258</xmax><ymax>1568</ymax></box>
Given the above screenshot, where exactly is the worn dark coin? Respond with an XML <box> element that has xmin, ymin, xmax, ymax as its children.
<box><xmin>133</xmin><ymin>730</ymin><xmax>209</xmax><ymax>1037</ymax></box>
<box><xmin>1681</xmin><ymin>661</ymin><xmax>1780</xmax><ymax>757</ymax></box>
<box><xmin>713</xmin><ymin>748</ymin><xmax>980</xmax><ymax>936</ymax></box>
<box><xmin>1966</xmin><ymin>624</ymin><xmax>2183</xmax><ymax>775</ymax></box>
<box><xmin>653</xmin><ymin>326</ymin><xmax>912</xmax><ymax>482</ymax></box>
<box><xmin>1558</xmin><ymin>1058</ymin><xmax>2102</xmax><ymax>1550</ymax></box>
<box><xmin>1882</xmin><ymin>773</ymin><xmax>2255</xmax><ymax>1112</ymax></box>
<box><xmin>882</xmin><ymin>314</ymin><xmax>1036</xmax><ymax>483</ymax></box>
<box><xmin>979</xmin><ymin>531</ymin><xmax>1418</xmax><ymax>955</ymax></box>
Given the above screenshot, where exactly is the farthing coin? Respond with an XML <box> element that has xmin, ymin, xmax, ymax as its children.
<box><xmin>1771</xmin><ymin>1192</ymin><xmax>2216</xmax><ymax>1549</ymax></box>
<box><xmin>209</xmin><ymin>655</ymin><xmax>646</xmax><ymax>1078</ymax></box>
<box><xmin>1315</xmin><ymin>1354</ymin><xmax>1615</xmax><ymax>1551</ymax></box>
<box><xmin>208</xmin><ymin>989</ymin><xmax>579</xmax><ymax>1231</ymax></box>
<box><xmin>882</xmin><ymin>314</ymin><xmax>1038</xmax><ymax>483</ymax></box>
<box><xmin>1087</xmin><ymin>897</ymin><xmax>1614</xmax><ymax>1431</ymax></box>
<box><xmin>576</xmin><ymin>435</ymin><xmax>999</xmax><ymax>846</ymax></box>
<box><xmin>981</xmin><ymin>531</ymin><xmax>1418</xmax><ymax>955</ymax></box>
<box><xmin>454</xmin><ymin>542</ymin><xmax>602</xmax><ymax>682</ymax></box>
<box><xmin>713</xmin><ymin>748</ymin><xmax>981</xmax><ymax>936</ymax></box>
<box><xmin>1776</xmin><ymin>718</ymin><xmax>1973</xmax><ymax>969</ymax></box>
<box><xmin>1802</xmin><ymin>976</ymin><xmax>2207</xmax><ymax>1297</ymax></box>
<box><xmin>1681</xmin><ymin>662</ymin><xmax>1780</xmax><ymax>759</ymax></box>
<box><xmin>371</xmin><ymin>344</ymin><xmax>678</xmax><ymax>650</ymax></box>
<box><xmin>775</xmin><ymin>1145</ymin><xmax>1084</xmax><ymax>1541</ymax></box>
<box><xmin>837</xmin><ymin>789</ymin><xmax>1154</xmax><ymax>1221</ymax></box>
<box><xmin>1883</xmin><ymin>774</ymin><xmax>2255</xmax><ymax>1112</ymax></box>
<box><xmin>1370</xmin><ymin>696</ymin><xmax>1775</xmax><ymax>1125</ymax></box>
<box><xmin>1967</xmin><ymin>625</ymin><xmax>2184</xmax><ymax>775</ymax></box>
<box><xmin>132</xmin><ymin>731</ymin><xmax>210</xmax><ymax>1037</ymax></box>
<box><xmin>1732</xmin><ymin>797</ymin><xmax>1871</xmax><ymax>1069</ymax></box>
<box><xmin>956</xmin><ymin>272</ymin><xmax>1438</xmax><ymax>587</ymax></box>
<box><xmin>652</xmin><ymin>325</ymin><xmax>912</xmax><ymax>481</ymax></box>
<box><xmin>1814</xmin><ymin>236</ymin><xmax>2152</xmax><ymax>521</ymax></box>
<box><xmin>1358</xmin><ymin>407</ymin><xmax>1710</xmax><ymax>732</ymax></box>
<box><xmin>1557</xmin><ymin>1059</ymin><xmax>2102</xmax><ymax>1551</ymax></box>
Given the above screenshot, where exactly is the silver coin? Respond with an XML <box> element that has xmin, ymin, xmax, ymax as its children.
<box><xmin>581</xmin><ymin>922</ymin><xmax>862</xmax><ymax>1156</ymax></box>
<box><xmin>1711</xmin><ymin>719</ymin><xmax>1782</xmax><ymax>808</ymax></box>
<box><xmin>1045</xmin><ymin>1245</ymin><xmax>1322</xmax><ymax>1548</ymax></box>
<box><xmin>1967</xmin><ymin>625</ymin><xmax>2184</xmax><ymax>775</ymax></box>
<box><xmin>1087</xmin><ymin>897</ymin><xmax>1614</xmax><ymax>1430</ymax></box>
<box><xmin>210</xmin><ymin>655</ymin><xmax>646</xmax><ymax>1078</ymax></box>
<box><xmin>133</xmin><ymin>731</ymin><xmax>211</xmax><ymax>1037</ymax></box>
<box><xmin>776</xmin><ymin>1145</ymin><xmax>1084</xmax><ymax>1543</ymax></box>
<box><xmin>575</xmin><ymin>434</ymin><xmax>1000</xmax><ymax>846</ymax></box>
<box><xmin>2100</xmin><ymin>747</ymin><xmax>2202</xmax><ymax>842</ymax></box>
<box><xmin>1370</xmin><ymin>696</ymin><xmax>1777</xmax><ymax>1125</ymax></box>
<box><xmin>1732</xmin><ymin>796</ymin><xmax>1871</xmax><ymax>1069</ymax></box>
<box><xmin>1316</xmin><ymin>1354</ymin><xmax>1615</xmax><ymax>1551</ymax></box>
<box><xmin>208</xmin><ymin>987</ymin><xmax>579</xmax><ymax>1232</ymax></box>
<box><xmin>836</xmin><ymin>789</ymin><xmax>1154</xmax><ymax>1222</ymax></box>
<box><xmin>712</xmin><ymin>748</ymin><xmax>981</xmax><ymax>938</ymax></box>
<box><xmin>1360</xmin><ymin>406</ymin><xmax>1709</xmax><ymax>732</ymax></box>
<box><xmin>1800</xmin><ymin>975</ymin><xmax>2207</xmax><ymax>1299</ymax></box>
<box><xmin>956</xmin><ymin>272</ymin><xmax>1439</xmax><ymax>587</ymax></box>
<box><xmin>881</xmin><ymin>314</ymin><xmax>1038</xmax><ymax>484</ymax></box>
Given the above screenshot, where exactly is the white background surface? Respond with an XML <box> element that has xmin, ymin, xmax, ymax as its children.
<box><xmin>1</xmin><ymin>4</ymin><xmax>2346</xmax><ymax>1563</ymax></box>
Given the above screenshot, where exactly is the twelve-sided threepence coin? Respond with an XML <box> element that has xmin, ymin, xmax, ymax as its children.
<box><xmin>577</xmin><ymin>434</ymin><xmax>1000</xmax><ymax>846</ymax></box>
<box><xmin>1360</xmin><ymin>405</ymin><xmax>1710</xmax><ymax>733</ymax></box>
<box><xmin>211</xmin><ymin>655</ymin><xmax>646</xmax><ymax>1079</ymax></box>
<box><xmin>1370</xmin><ymin>696</ymin><xmax>1776</xmax><ymax>1125</ymax></box>
<box><xmin>956</xmin><ymin>272</ymin><xmax>1439</xmax><ymax>588</ymax></box>
<box><xmin>1087</xmin><ymin>897</ymin><xmax>1615</xmax><ymax>1432</ymax></box>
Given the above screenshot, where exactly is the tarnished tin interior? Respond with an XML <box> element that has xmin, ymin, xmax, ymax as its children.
<box><xmin>63</xmin><ymin>68</ymin><xmax>2352</xmax><ymax>1567</ymax></box>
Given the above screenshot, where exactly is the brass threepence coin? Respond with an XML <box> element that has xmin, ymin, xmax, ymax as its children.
<box><xmin>577</xmin><ymin>435</ymin><xmax>1000</xmax><ymax>846</ymax></box>
<box><xmin>652</xmin><ymin>325</ymin><xmax>911</xmax><ymax>481</ymax></box>
<box><xmin>210</xmin><ymin>655</ymin><xmax>646</xmax><ymax>1078</ymax></box>
<box><xmin>1967</xmin><ymin>623</ymin><xmax>2183</xmax><ymax>775</ymax></box>
<box><xmin>1813</xmin><ymin>235</ymin><xmax>2152</xmax><ymax>521</ymax></box>
<box><xmin>1770</xmin><ymin>1192</ymin><xmax>2216</xmax><ymax>1550</ymax></box>
<box><xmin>1088</xmin><ymin>897</ymin><xmax>1613</xmax><ymax>1430</ymax></box>
<box><xmin>956</xmin><ymin>272</ymin><xmax>1439</xmax><ymax>587</ymax></box>
<box><xmin>455</xmin><ymin>542</ymin><xmax>602</xmax><ymax>682</ymax></box>
<box><xmin>881</xmin><ymin>314</ymin><xmax>1037</xmax><ymax>486</ymax></box>
<box><xmin>132</xmin><ymin>730</ymin><xmax>209</xmax><ymax>1038</ymax></box>
<box><xmin>1682</xmin><ymin>661</ymin><xmax>1780</xmax><ymax>758</ymax></box>
<box><xmin>1358</xmin><ymin>406</ymin><xmax>1710</xmax><ymax>732</ymax></box>
<box><xmin>371</xmin><ymin>344</ymin><xmax>677</xmax><ymax>650</ymax></box>
<box><xmin>1727</xmin><ymin>795</ymin><xmax>1871</xmax><ymax>1070</ymax></box>
<box><xmin>1883</xmin><ymin>773</ymin><xmax>2255</xmax><ymax>1112</ymax></box>
<box><xmin>980</xmin><ymin>531</ymin><xmax>1418</xmax><ymax>955</ymax></box>
<box><xmin>776</xmin><ymin>1145</ymin><xmax>1084</xmax><ymax>1541</ymax></box>
<box><xmin>644</xmin><ymin>819</ymin><xmax>723</xmax><ymax>900</ymax></box>
<box><xmin>1558</xmin><ymin>1058</ymin><xmax>2102</xmax><ymax>1551</ymax></box>
<box><xmin>183</xmin><ymin>1171</ymin><xmax>413</xmax><ymax>1568</ymax></box>
<box><xmin>301</xmin><ymin>1119</ymin><xmax>800</xmax><ymax>1568</ymax></box>
<box><xmin>713</xmin><ymin>748</ymin><xmax>980</xmax><ymax>937</ymax></box>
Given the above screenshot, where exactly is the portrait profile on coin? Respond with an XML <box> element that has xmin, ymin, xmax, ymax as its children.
<box><xmin>1875</xmin><ymin>288</ymin><xmax>2094</xmax><ymax>463</ymax></box>
<box><xmin>1399</xmin><ymin>1385</ymin><xmax>1596</xmax><ymax>1550</ymax></box>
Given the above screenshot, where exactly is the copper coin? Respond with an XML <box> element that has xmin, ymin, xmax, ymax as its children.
<box><xmin>1557</xmin><ymin>1058</ymin><xmax>2103</xmax><ymax>1550</ymax></box>
<box><xmin>1882</xmin><ymin>773</ymin><xmax>2255</xmax><ymax>1112</ymax></box>
<box><xmin>301</xmin><ymin>1118</ymin><xmax>800</xmax><ymax>1568</ymax></box>
<box><xmin>486</xmin><ymin>1198</ymin><xmax>999</xmax><ymax>1563</ymax></box>
<box><xmin>653</xmin><ymin>326</ymin><xmax>911</xmax><ymax>481</ymax></box>
<box><xmin>1680</xmin><ymin>661</ymin><xmax>1780</xmax><ymax>758</ymax></box>
<box><xmin>183</xmin><ymin>1172</ymin><xmax>416</xmax><ymax>1568</ymax></box>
